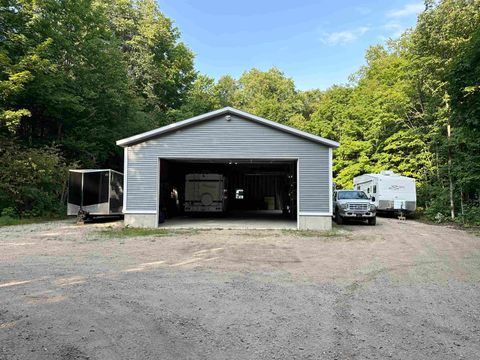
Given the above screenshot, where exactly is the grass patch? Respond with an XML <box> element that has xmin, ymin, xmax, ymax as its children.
<box><xmin>464</xmin><ymin>225</ymin><xmax>480</xmax><ymax>237</ymax></box>
<box><xmin>415</xmin><ymin>215</ymin><xmax>480</xmax><ymax>236</ymax></box>
<box><xmin>0</xmin><ymin>215</ymin><xmax>66</xmax><ymax>227</ymax></box>
<box><xmin>282</xmin><ymin>227</ymin><xmax>348</xmax><ymax>237</ymax></box>
<box><xmin>98</xmin><ymin>226</ymin><xmax>200</xmax><ymax>238</ymax></box>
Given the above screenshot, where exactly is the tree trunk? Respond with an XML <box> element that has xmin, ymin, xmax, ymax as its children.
<box><xmin>57</xmin><ymin>122</ymin><xmax>63</xmax><ymax>140</ymax></box>
<box><xmin>460</xmin><ymin>188</ymin><xmax>465</xmax><ymax>223</ymax></box>
<box><xmin>447</xmin><ymin>122</ymin><xmax>455</xmax><ymax>220</ymax></box>
<box><xmin>435</xmin><ymin>143</ymin><xmax>441</xmax><ymax>182</ymax></box>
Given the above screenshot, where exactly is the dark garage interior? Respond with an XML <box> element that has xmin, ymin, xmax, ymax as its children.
<box><xmin>158</xmin><ymin>159</ymin><xmax>297</xmax><ymax>226</ymax></box>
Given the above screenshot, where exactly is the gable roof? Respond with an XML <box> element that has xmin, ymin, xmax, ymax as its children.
<box><xmin>116</xmin><ymin>107</ymin><xmax>340</xmax><ymax>148</ymax></box>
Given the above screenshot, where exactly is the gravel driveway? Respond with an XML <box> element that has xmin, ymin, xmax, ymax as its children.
<box><xmin>1</xmin><ymin>218</ymin><xmax>479</xmax><ymax>359</ymax></box>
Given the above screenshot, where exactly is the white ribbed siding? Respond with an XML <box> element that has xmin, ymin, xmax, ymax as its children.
<box><xmin>125</xmin><ymin>114</ymin><xmax>330</xmax><ymax>213</ymax></box>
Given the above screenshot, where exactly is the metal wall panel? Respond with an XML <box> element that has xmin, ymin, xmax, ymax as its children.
<box><xmin>126</xmin><ymin>114</ymin><xmax>330</xmax><ymax>213</ymax></box>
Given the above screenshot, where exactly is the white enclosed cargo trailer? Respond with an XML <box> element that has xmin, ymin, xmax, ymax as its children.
<box><xmin>353</xmin><ymin>171</ymin><xmax>416</xmax><ymax>213</ymax></box>
<box><xmin>67</xmin><ymin>169</ymin><xmax>123</xmax><ymax>220</ymax></box>
<box><xmin>184</xmin><ymin>173</ymin><xmax>226</xmax><ymax>213</ymax></box>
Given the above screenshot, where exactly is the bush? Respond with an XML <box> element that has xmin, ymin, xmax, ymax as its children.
<box><xmin>1</xmin><ymin>207</ymin><xmax>17</xmax><ymax>218</ymax></box>
<box><xmin>0</xmin><ymin>141</ymin><xmax>70</xmax><ymax>217</ymax></box>
<box><xmin>419</xmin><ymin>183</ymin><xmax>480</xmax><ymax>226</ymax></box>
<box><xmin>420</xmin><ymin>185</ymin><xmax>452</xmax><ymax>222</ymax></box>
<box><xmin>456</xmin><ymin>204</ymin><xmax>480</xmax><ymax>226</ymax></box>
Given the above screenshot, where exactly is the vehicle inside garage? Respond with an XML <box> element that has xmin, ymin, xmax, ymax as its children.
<box><xmin>158</xmin><ymin>159</ymin><xmax>297</xmax><ymax>227</ymax></box>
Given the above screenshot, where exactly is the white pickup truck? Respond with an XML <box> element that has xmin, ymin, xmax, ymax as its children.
<box><xmin>333</xmin><ymin>190</ymin><xmax>377</xmax><ymax>225</ymax></box>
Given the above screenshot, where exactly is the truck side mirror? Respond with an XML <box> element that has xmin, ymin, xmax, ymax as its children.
<box><xmin>371</xmin><ymin>196</ymin><xmax>375</xmax><ymax>202</ymax></box>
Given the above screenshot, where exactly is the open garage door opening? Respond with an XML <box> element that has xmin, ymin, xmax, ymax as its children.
<box><xmin>158</xmin><ymin>158</ymin><xmax>298</xmax><ymax>229</ymax></box>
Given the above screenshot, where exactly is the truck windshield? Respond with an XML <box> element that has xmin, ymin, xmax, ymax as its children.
<box><xmin>337</xmin><ymin>191</ymin><xmax>368</xmax><ymax>200</ymax></box>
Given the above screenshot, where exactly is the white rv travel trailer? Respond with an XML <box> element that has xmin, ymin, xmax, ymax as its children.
<box><xmin>353</xmin><ymin>171</ymin><xmax>416</xmax><ymax>214</ymax></box>
<box><xmin>184</xmin><ymin>173</ymin><xmax>226</xmax><ymax>213</ymax></box>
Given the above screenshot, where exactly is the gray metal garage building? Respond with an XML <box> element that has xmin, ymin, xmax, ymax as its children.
<box><xmin>116</xmin><ymin>107</ymin><xmax>339</xmax><ymax>230</ymax></box>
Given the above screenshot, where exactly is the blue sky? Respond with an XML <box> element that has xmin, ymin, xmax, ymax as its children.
<box><xmin>157</xmin><ymin>1</ymin><xmax>424</xmax><ymax>90</ymax></box>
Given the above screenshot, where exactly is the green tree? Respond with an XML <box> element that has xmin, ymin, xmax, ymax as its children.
<box><xmin>234</xmin><ymin>68</ymin><xmax>304</xmax><ymax>124</ymax></box>
<box><xmin>0</xmin><ymin>0</ymin><xmax>52</xmax><ymax>133</ymax></box>
<box><xmin>101</xmin><ymin>0</ymin><xmax>196</xmax><ymax>122</ymax></box>
<box><xmin>2</xmin><ymin>0</ymin><xmax>146</xmax><ymax>166</ymax></box>
<box><xmin>166</xmin><ymin>74</ymin><xmax>220</xmax><ymax>121</ymax></box>
<box><xmin>410</xmin><ymin>0</ymin><xmax>480</xmax><ymax>218</ymax></box>
<box><xmin>215</xmin><ymin>75</ymin><xmax>238</xmax><ymax>107</ymax></box>
<box><xmin>447</xmin><ymin>27</ymin><xmax>480</xmax><ymax>219</ymax></box>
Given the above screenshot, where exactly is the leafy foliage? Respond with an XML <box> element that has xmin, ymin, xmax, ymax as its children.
<box><xmin>0</xmin><ymin>0</ymin><xmax>196</xmax><ymax>217</ymax></box>
<box><xmin>100</xmin><ymin>0</ymin><xmax>196</xmax><ymax>120</ymax></box>
<box><xmin>0</xmin><ymin>138</ymin><xmax>70</xmax><ymax>216</ymax></box>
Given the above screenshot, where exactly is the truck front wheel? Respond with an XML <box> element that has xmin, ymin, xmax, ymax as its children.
<box><xmin>335</xmin><ymin>211</ymin><xmax>344</xmax><ymax>225</ymax></box>
<box><xmin>368</xmin><ymin>216</ymin><xmax>376</xmax><ymax>226</ymax></box>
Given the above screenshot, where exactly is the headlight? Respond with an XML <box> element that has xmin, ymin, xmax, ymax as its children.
<box><xmin>341</xmin><ymin>203</ymin><xmax>348</xmax><ymax>209</ymax></box>
<box><xmin>369</xmin><ymin>204</ymin><xmax>376</xmax><ymax>211</ymax></box>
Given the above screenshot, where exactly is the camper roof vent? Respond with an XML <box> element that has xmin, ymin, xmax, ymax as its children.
<box><xmin>380</xmin><ymin>170</ymin><xmax>396</xmax><ymax>176</ymax></box>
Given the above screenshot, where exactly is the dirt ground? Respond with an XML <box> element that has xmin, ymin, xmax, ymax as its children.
<box><xmin>1</xmin><ymin>217</ymin><xmax>479</xmax><ymax>360</ymax></box>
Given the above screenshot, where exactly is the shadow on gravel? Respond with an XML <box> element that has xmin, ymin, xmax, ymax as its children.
<box><xmin>80</xmin><ymin>215</ymin><xmax>123</xmax><ymax>224</ymax></box>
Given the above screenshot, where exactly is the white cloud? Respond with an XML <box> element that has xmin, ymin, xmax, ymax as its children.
<box><xmin>321</xmin><ymin>27</ymin><xmax>369</xmax><ymax>45</ymax></box>
<box><xmin>384</xmin><ymin>22</ymin><xmax>402</xmax><ymax>30</ymax></box>
<box><xmin>383</xmin><ymin>22</ymin><xmax>405</xmax><ymax>38</ymax></box>
<box><xmin>387</xmin><ymin>3</ymin><xmax>424</xmax><ymax>18</ymax></box>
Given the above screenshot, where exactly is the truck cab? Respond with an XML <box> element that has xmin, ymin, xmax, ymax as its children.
<box><xmin>333</xmin><ymin>190</ymin><xmax>376</xmax><ymax>225</ymax></box>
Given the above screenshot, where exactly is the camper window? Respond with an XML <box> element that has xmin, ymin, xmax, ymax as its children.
<box><xmin>373</xmin><ymin>185</ymin><xmax>377</xmax><ymax>193</ymax></box>
<box><xmin>235</xmin><ymin>189</ymin><xmax>244</xmax><ymax>200</ymax></box>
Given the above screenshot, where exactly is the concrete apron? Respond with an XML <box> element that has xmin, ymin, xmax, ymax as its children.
<box><xmin>124</xmin><ymin>212</ymin><xmax>332</xmax><ymax>231</ymax></box>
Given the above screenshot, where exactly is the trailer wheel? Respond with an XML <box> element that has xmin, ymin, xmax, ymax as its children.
<box><xmin>76</xmin><ymin>210</ymin><xmax>89</xmax><ymax>224</ymax></box>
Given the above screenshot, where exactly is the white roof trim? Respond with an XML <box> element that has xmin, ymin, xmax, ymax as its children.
<box><xmin>69</xmin><ymin>169</ymin><xmax>123</xmax><ymax>175</ymax></box>
<box><xmin>116</xmin><ymin>107</ymin><xmax>340</xmax><ymax>148</ymax></box>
